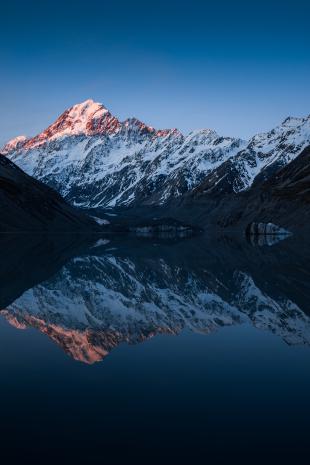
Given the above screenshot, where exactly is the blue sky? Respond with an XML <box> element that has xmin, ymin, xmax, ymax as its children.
<box><xmin>1</xmin><ymin>0</ymin><xmax>309</xmax><ymax>145</ymax></box>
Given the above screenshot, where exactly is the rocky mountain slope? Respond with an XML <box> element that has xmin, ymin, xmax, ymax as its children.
<box><xmin>3</xmin><ymin>99</ymin><xmax>309</xmax><ymax>209</ymax></box>
<box><xmin>0</xmin><ymin>155</ymin><xmax>97</xmax><ymax>232</ymax></box>
<box><xmin>173</xmin><ymin>145</ymin><xmax>310</xmax><ymax>233</ymax></box>
<box><xmin>187</xmin><ymin>116</ymin><xmax>310</xmax><ymax>196</ymax></box>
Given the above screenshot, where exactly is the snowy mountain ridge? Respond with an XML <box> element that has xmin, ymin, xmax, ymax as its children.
<box><xmin>2</xmin><ymin>99</ymin><xmax>310</xmax><ymax>208</ymax></box>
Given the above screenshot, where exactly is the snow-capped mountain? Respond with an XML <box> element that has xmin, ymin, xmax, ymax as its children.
<box><xmin>192</xmin><ymin>115</ymin><xmax>310</xmax><ymax>195</ymax></box>
<box><xmin>2</xmin><ymin>239</ymin><xmax>310</xmax><ymax>363</ymax></box>
<box><xmin>2</xmin><ymin>99</ymin><xmax>310</xmax><ymax>208</ymax></box>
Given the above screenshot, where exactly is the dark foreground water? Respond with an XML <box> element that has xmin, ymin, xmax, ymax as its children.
<box><xmin>0</xmin><ymin>233</ymin><xmax>309</xmax><ymax>464</ymax></box>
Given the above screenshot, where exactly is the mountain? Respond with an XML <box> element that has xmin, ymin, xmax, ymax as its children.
<box><xmin>4</xmin><ymin>98</ymin><xmax>302</xmax><ymax>209</ymax></box>
<box><xmin>231</xmin><ymin>144</ymin><xmax>310</xmax><ymax>231</ymax></box>
<box><xmin>0</xmin><ymin>155</ymin><xmax>97</xmax><ymax>232</ymax></box>
<box><xmin>187</xmin><ymin>116</ymin><xmax>310</xmax><ymax>196</ymax></box>
<box><xmin>2</xmin><ymin>234</ymin><xmax>310</xmax><ymax>363</ymax></box>
<box><xmin>175</xmin><ymin>145</ymin><xmax>310</xmax><ymax>234</ymax></box>
<box><xmin>2</xmin><ymin>99</ymin><xmax>309</xmax><ymax>224</ymax></box>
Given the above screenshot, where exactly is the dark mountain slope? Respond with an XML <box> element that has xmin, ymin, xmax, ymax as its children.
<box><xmin>0</xmin><ymin>155</ymin><xmax>97</xmax><ymax>232</ymax></box>
<box><xmin>151</xmin><ymin>145</ymin><xmax>310</xmax><ymax>234</ymax></box>
<box><xmin>262</xmin><ymin>144</ymin><xmax>310</xmax><ymax>201</ymax></box>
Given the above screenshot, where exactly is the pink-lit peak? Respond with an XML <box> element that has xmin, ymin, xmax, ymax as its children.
<box><xmin>1</xmin><ymin>99</ymin><xmax>183</xmax><ymax>152</ymax></box>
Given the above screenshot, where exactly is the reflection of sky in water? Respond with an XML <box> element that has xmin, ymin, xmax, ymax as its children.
<box><xmin>0</xmin><ymin>234</ymin><xmax>310</xmax><ymax>461</ymax></box>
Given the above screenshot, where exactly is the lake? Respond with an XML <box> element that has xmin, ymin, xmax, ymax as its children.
<box><xmin>0</xmin><ymin>233</ymin><xmax>309</xmax><ymax>464</ymax></box>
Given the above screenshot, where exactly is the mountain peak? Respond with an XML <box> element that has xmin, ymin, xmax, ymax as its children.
<box><xmin>44</xmin><ymin>99</ymin><xmax>113</xmax><ymax>138</ymax></box>
<box><xmin>156</xmin><ymin>128</ymin><xmax>183</xmax><ymax>138</ymax></box>
<box><xmin>281</xmin><ymin>116</ymin><xmax>304</xmax><ymax>128</ymax></box>
<box><xmin>68</xmin><ymin>99</ymin><xmax>109</xmax><ymax>120</ymax></box>
<box><xmin>1</xmin><ymin>135</ymin><xmax>28</xmax><ymax>154</ymax></box>
<box><xmin>3</xmin><ymin>105</ymin><xmax>310</xmax><ymax>209</ymax></box>
<box><xmin>5</xmin><ymin>99</ymin><xmax>122</xmax><ymax>150</ymax></box>
<box><xmin>123</xmin><ymin>117</ymin><xmax>154</xmax><ymax>133</ymax></box>
<box><xmin>185</xmin><ymin>128</ymin><xmax>219</xmax><ymax>142</ymax></box>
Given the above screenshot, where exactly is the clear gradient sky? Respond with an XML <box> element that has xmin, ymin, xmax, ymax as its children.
<box><xmin>1</xmin><ymin>0</ymin><xmax>309</xmax><ymax>145</ymax></box>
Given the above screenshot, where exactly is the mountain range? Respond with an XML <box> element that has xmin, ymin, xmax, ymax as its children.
<box><xmin>2</xmin><ymin>100</ymin><xmax>309</xmax><ymax>211</ymax></box>
<box><xmin>1</xmin><ymin>99</ymin><xmax>310</xmax><ymax>233</ymax></box>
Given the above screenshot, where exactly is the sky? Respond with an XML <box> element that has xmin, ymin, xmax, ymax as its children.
<box><xmin>1</xmin><ymin>0</ymin><xmax>309</xmax><ymax>145</ymax></box>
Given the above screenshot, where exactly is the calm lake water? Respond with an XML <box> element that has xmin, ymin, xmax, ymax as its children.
<box><xmin>0</xmin><ymin>233</ymin><xmax>309</xmax><ymax>464</ymax></box>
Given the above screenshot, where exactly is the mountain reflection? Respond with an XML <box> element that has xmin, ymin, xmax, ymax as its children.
<box><xmin>1</xmin><ymin>234</ymin><xmax>310</xmax><ymax>363</ymax></box>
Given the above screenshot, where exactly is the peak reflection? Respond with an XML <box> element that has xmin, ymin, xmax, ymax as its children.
<box><xmin>1</xmin><ymin>234</ymin><xmax>310</xmax><ymax>363</ymax></box>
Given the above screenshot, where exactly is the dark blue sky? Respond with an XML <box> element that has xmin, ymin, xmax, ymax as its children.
<box><xmin>1</xmin><ymin>0</ymin><xmax>309</xmax><ymax>145</ymax></box>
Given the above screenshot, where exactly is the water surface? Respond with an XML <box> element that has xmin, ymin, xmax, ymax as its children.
<box><xmin>0</xmin><ymin>233</ymin><xmax>309</xmax><ymax>463</ymax></box>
